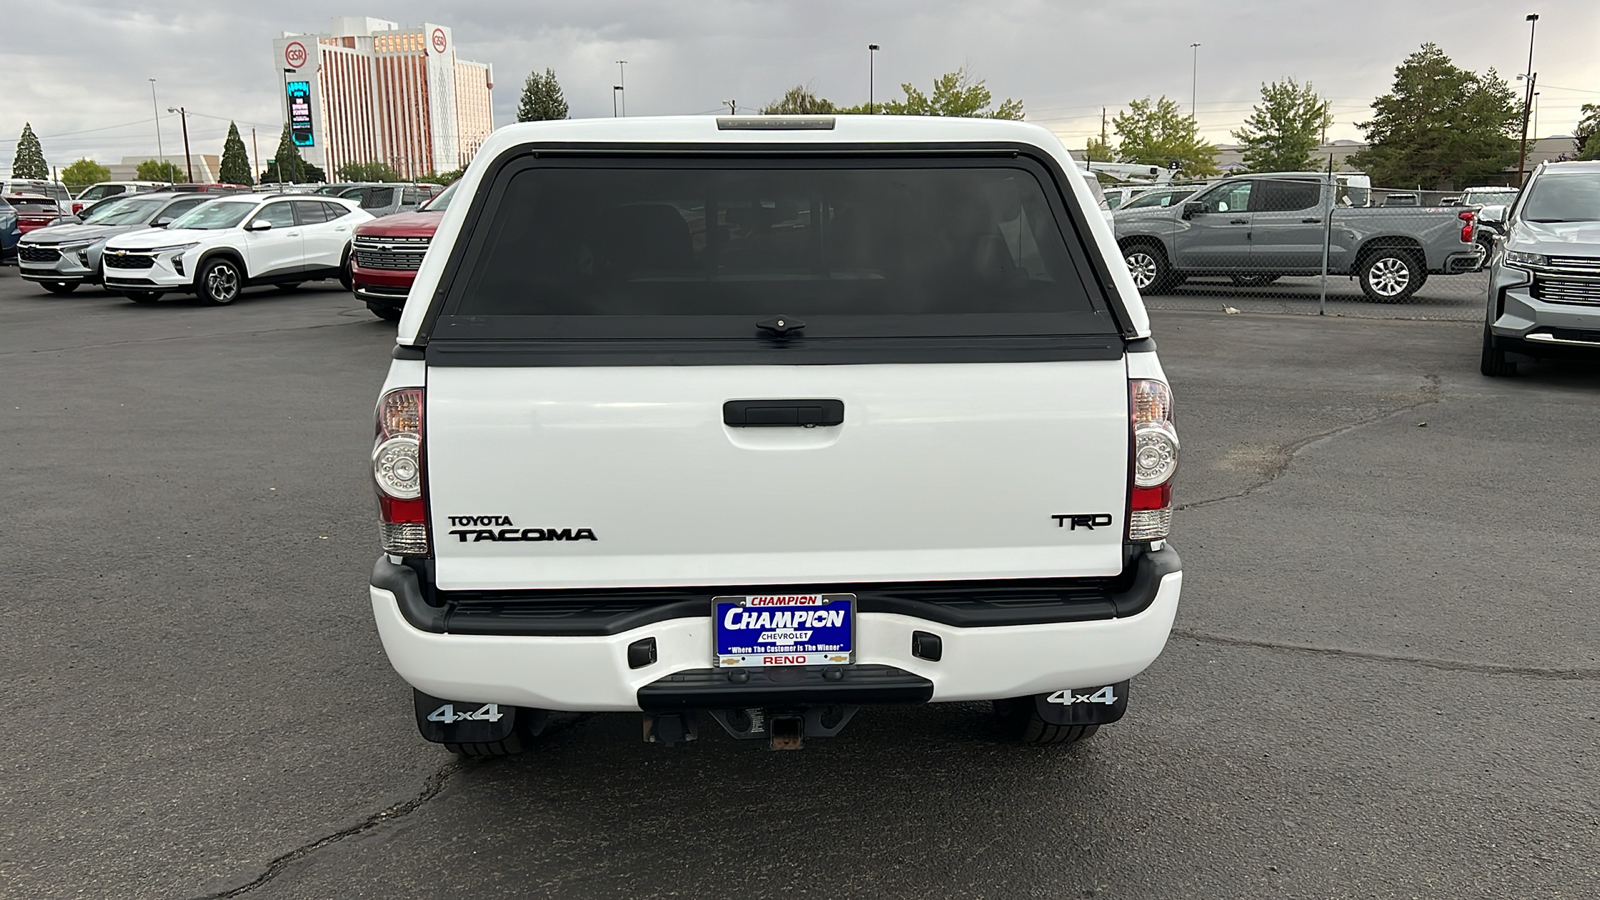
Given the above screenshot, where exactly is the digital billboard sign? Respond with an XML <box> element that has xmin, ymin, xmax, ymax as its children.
<box><xmin>287</xmin><ymin>80</ymin><xmax>314</xmax><ymax>147</ymax></box>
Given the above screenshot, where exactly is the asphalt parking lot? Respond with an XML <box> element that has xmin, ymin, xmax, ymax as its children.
<box><xmin>3</xmin><ymin>270</ymin><xmax>1598</xmax><ymax>899</ymax></box>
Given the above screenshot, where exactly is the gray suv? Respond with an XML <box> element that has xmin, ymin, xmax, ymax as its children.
<box><xmin>1479</xmin><ymin>161</ymin><xmax>1600</xmax><ymax>376</ymax></box>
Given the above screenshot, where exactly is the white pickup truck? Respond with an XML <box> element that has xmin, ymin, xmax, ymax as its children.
<box><xmin>367</xmin><ymin>115</ymin><xmax>1184</xmax><ymax>754</ymax></box>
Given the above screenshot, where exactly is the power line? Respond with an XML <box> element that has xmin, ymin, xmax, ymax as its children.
<box><xmin>0</xmin><ymin>114</ymin><xmax>180</xmax><ymax>144</ymax></box>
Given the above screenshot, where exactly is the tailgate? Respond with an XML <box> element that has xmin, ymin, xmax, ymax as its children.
<box><xmin>427</xmin><ymin>360</ymin><xmax>1129</xmax><ymax>590</ymax></box>
<box><xmin>410</xmin><ymin>147</ymin><xmax>1137</xmax><ymax>591</ymax></box>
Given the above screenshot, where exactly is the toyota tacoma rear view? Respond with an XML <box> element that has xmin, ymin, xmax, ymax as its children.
<box><xmin>367</xmin><ymin>115</ymin><xmax>1184</xmax><ymax>754</ymax></box>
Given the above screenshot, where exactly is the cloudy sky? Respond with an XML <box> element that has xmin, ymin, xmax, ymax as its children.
<box><xmin>3</xmin><ymin>0</ymin><xmax>1597</xmax><ymax>174</ymax></box>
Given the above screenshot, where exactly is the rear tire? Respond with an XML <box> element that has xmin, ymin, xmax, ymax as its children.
<box><xmin>442</xmin><ymin>709</ymin><xmax>549</xmax><ymax>758</ymax></box>
<box><xmin>368</xmin><ymin>302</ymin><xmax>402</xmax><ymax>322</ymax></box>
<box><xmin>1480</xmin><ymin>323</ymin><xmax>1518</xmax><ymax>377</ymax></box>
<box><xmin>445</xmin><ymin>733</ymin><xmax>528</xmax><ymax>759</ymax></box>
<box><xmin>42</xmin><ymin>281</ymin><xmax>79</xmax><ymax>295</ymax></box>
<box><xmin>992</xmin><ymin>698</ymin><xmax>1100</xmax><ymax>745</ymax></box>
<box><xmin>1358</xmin><ymin>249</ymin><xmax>1425</xmax><ymax>303</ymax></box>
<box><xmin>1122</xmin><ymin>243</ymin><xmax>1174</xmax><ymax>294</ymax></box>
<box><xmin>339</xmin><ymin>251</ymin><xmax>354</xmax><ymax>291</ymax></box>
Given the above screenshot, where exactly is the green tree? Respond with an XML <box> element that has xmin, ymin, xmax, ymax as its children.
<box><xmin>1112</xmin><ymin>96</ymin><xmax>1219</xmax><ymax>177</ymax></box>
<box><xmin>418</xmin><ymin>167</ymin><xmax>465</xmax><ymax>185</ymax></box>
<box><xmin>1231</xmin><ymin>78</ymin><xmax>1333</xmax><ymax>173</ymax></box>
<box><xmin>12</xmin><ymin>123</ymin><xmax>48</xmax><ymax>179</ymax></box>
<box><xmin>1085</xmin><ymin>135</ymin><xmax>1115</xmax><ymax>163</ymax></box>
<box><xmin>1575</xmin><ymin>104</ymin><xmax>1600</xmax><ymax>161</ymax></box>
<box><xmin>218</xmin><ymin>122</ymin><xmax>253</xmax><ymax>186</ymax></box>
<box><xmin>1348</xmin><ymin>43</ymin><xmax>1518</xmax><ymax>189</ymax></box>
<box><xmin>337</xmin><ymin>161</ymin><xmax>402</xmax><ymax>182</ymax></box>
<box><xmin>60</xmin><ymin>158</ymin><xmax>111</xmax><ymax>189</ymax></box>
<box><xmin>136</xmin><ymin>159</ymin><xmax>183</xmax><ymax>182</ymax></box>
<box><xmin>762</xmin><ymin>85</ymin><xmax>837</xmax><ymax>115</ymax></box>
<box><xmin>267</xmin><ymin>124</ymin><xmax>306</xmax><ymax>183</ymax></box>
<box><xmin>841</xmin><ymin>68</ymin><xmax>1023</xmax><ymax>119</ymax></box>
<box><xmin>517</xmin><ymin>68</ymin><xmax>569</xmax><ymax>122</ymax></box>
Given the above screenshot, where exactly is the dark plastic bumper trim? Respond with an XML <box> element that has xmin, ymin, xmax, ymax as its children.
<box><xmin>373</xmin><ymin>546</ymin><xmax>1181</xmax><ymax>638</ymax></box>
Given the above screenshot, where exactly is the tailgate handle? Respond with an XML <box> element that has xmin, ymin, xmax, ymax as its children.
<box><xmin>724</xmin><ymin>399</ymin><xmax>844</xmax><ymax>427</ymax></box>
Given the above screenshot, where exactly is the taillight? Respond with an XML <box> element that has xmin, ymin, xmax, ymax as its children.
<box><xmin>1129</xmin><ymin>380</ymin><xmax>1177</xmax><ymax>542</ymax></box>
<box><xmin>374</xmin><ymin>387</ymin><xmax>429</xmax><ymax>556</ymax></box>
<box><xmin>1458</xmin><ymin>209</ymin><xmax>1475</xmax><ymax>244</ymax></box>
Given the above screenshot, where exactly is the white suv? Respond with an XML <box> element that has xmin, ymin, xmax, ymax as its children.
<box><xmin>101</xmin><ymin>194</ymin><xmax>372</xmax><ymax>304</ymax></box>
<box><xmin>369</xmin><ymin>116</ymin><xmax>1183</xmax><ymax>754</ymax></box>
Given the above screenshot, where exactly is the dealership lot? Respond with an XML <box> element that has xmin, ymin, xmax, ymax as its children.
<box><xmin>2</xmin><ymin>271</ymin><xmax>1597</xmax><ymax>898</ymax></box>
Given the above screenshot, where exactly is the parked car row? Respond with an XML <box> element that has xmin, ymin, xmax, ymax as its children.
<box><xmin>12</xmin><ymin>190</ymin><xmax>375</xmax><ymax>304</ymax></box>
<box><xmin>16</xmin><ymin>192</ymin><xmax>215</xmax><ymax>293</ymax></box>
<box><xmin>9</xmin><ymin>177</ymin><xmax>459</xmax><ymax>315</ymax></box>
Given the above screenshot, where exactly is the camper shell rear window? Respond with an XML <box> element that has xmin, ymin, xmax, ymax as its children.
<box><xmin>423</xmin><ymin>151</ymin><xmax>1127</xmax><ymax>364</ymax></box>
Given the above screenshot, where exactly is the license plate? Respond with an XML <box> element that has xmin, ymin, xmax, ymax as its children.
<box><xmin>712</xmin><ymin>593</ymin><xmax>855</xmax><ymax>667</ymax></box>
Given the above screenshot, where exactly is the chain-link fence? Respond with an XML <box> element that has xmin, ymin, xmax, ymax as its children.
<box><xmin>1112</xmin><ymin>175</ymin><xmax>1493</xmax><ymax>321</ymax></box>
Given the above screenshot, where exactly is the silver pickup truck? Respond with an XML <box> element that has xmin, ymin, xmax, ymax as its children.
<box><xmin>1115</xmin><ymin>173</ymin><xmax>1484</xmax><ymax>302</ymax></box>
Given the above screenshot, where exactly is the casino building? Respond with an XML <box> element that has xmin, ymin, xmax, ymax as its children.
<box><xmin>272</xmin><ymin>16</ymin><xmax>494</xmax><ymax>179</ymax></box>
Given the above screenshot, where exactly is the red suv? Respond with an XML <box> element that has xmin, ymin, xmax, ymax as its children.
<box><xmin>3</xmin><ymin>195</ymin><xmax>63</xmax><ymax>234</ymax></box>
<box><xmin>349</xmin><ymin>183</ymin><xmax>456</xmax><ymax>321</ymax></box>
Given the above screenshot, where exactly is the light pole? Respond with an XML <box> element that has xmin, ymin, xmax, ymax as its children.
<box><xmin>613</xmin><ymin>86</ymin><xmax>622</xmax><ymax>117</ymax></box>
<box><xmin>1517</xmin><ymin>13</ymin><xmax>1539</xmax><ymax>186</ymax></box>
<box><xmin>616</xmin><ymin>60</ymin><xmax>627</xmax><ymax>116</ymax></box>
<box><xmin>1189</xmin><ymin>43</ymin><xmax>1201</xmax><ymax>120</ymax></box>
<box><xmin>868</xmin><ymin>44</ymin><xmax>880</xmax><ymax>114</ymax></box>
<box><xmin>148</xmin><ymin>79</ymin><xmax>165</xmax><ymax>165</ymax></box>
<box><xmin>167</xmin><ymin>107</ymin><xmax>193</xmax><ymax>183</ymax></box>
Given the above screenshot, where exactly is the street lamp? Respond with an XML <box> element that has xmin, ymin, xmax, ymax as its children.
<box><xmin>1189</xmin><ymin>43</ymin><xmax>1201</xmax><ymax>120</ymax></box>
<box><xmin>868</xmin><ymin>44</ymin><xmax>880</xmax><ymax>114</ymax></box>
<box><xmin>166</xmin><ymin>106</ymin><xmax>193</xmax><ymax>183</ymax></box>
<box><xmin>613</xmin><ymin>86</ymin><xmax>622</xmax><ymax>118</ymax></box>
<box><xmin>148</xmin><ymin>79</ymin><xmax>164</xmax><ymax>165</ymax></box>
<box><xmin>1517</xmin><ymin>13</ymin><xmax>1539</xmax><ymax>186</ymax></box>
<box><xmin>616</xmin><ymin>60</ymin><xmax>627</xmax><ymax>117</ymax></box>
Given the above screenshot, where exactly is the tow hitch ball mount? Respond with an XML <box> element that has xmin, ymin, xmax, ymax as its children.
<box><xmin>644</xmin><ymin>705</ymin><xmax>859</xmax><ymax>751</ymax></box>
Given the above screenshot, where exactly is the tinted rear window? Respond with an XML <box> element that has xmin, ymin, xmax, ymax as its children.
<box><xmin>454</xmin><ymin>163</ymin><xmax>1097</xmax><ymax>320</ymax></box>
<box><xmin>362</xmin><ymin>187</ymin><xmax>396</xmax><ymax>209</ymax></box>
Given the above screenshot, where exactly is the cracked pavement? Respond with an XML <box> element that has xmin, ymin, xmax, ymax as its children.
<box><xmin>2</xmin><ymin>274</ymin><xmax>1598</xmax><ymax>899</ymax></box>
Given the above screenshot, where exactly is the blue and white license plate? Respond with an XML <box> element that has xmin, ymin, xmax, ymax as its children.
<box><xmin>712</xmin><ymin>593</ymin><xmax>855</xmax><ymax>667</ymax></box>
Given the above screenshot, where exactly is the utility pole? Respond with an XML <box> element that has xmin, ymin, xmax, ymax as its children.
<box><xmin>1516</xmin><ymin>13</ymin><xmax>1539</xmax><ymax>186</ymax></box>
<box><xmin>1189</xmin><ymin>43</ymin><xmax>1201</xmax><ymax>120</ymax></box>
<box><xmin>251</xmin><ymin>127</ymin><xmax>260</xmax><ymax>182</ymax></box>
<box><xmin>868</xmin><ymin>44</ymin><xmax>879</xmax><ymax>114</ymax></box>
<box><xmin>725</xmin><ymin>100</ymin><xmax>737</xmax><ymax>115</ymax></box>
<box><xmin>168</xmin><ymin>106</ymin><xmax>193</xmax><ymax>183</ymax></box>
<box><xmin>616</xmin><ymin>60</ymin><xmax>627</xmax><ymax>116</ymax></box>
<box><xmin>1101</xmin><ymin>107</ymin><xmax>1107</xmax><ymax>145</ymax></box>
<box><xmin>149</xmin><ymin>79</ymin><xmax>165</xmax><ymax>165</ymax></box>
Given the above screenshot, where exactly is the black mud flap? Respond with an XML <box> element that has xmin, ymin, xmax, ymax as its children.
<box><xmin>1031</xmin><ymin>680</ymin><xmax>1130</xmax><ymax>726</ymax></box>
<box><xmin>414</xmin><ymin>689</ymin><xmax>525</xmax><ymax>745</ymax></box>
